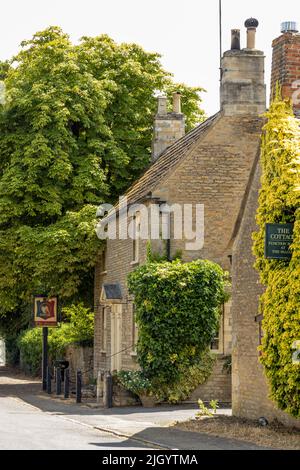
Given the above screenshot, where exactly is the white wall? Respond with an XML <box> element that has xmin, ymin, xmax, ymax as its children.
<box><xmin>0</xmin><ymin>338</ymin><xmax>5</xmax><ymax>366</ymax></box>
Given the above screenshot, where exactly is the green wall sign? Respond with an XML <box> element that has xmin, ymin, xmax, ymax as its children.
<box><xmin>265</xmin><ymin>223</ymin><xmax>294</xmax><ymax>260</ymax></box>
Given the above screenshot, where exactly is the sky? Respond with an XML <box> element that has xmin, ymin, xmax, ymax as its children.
<box><xmin>0</xmin><ymin>0</ymin><xmax>299</xmax><ymax>115</ymax></box>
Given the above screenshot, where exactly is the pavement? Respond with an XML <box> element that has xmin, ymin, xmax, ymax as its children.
<box><xmin>0</xmin><ymin>367</ymin><xmax>268</xmax><ymax>450</ymax></box>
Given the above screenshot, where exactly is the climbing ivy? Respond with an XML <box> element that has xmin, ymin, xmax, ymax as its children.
<box><xmin>253</xmin><ymin>89</ymin><xmax>300</xmax><ymax>418</ymax></box>
<box><xmin>127</xmin><ymin>259</ymin><xmax>229</xmax><ymax>386</ymax></box>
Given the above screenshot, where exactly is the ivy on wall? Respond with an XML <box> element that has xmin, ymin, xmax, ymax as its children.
<box><xmin>127</xmin><ymin>259</ymin><xmax>229</xmax><ymax>388</ymax></box>
<box><xmin>253</xmin><ymin>89</ymin><xmax>300</xmax><ymax>418</ymax></box>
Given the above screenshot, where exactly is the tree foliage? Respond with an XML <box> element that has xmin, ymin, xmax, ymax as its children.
<box><xmin>0</xmin><ymin>26</ymin><xmax>205</xmax><ymax>336</ymax></box>
<box><xmin>253</xmin><ymin>90</ymin><xmax>300</xmax><ymax>417</ymax></box>
<box><xmin>127</xmin><ymin>260</ymin><xmax>228</xmax><ymax>385</ymax></box>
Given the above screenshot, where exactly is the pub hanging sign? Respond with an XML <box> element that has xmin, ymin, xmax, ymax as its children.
<box><xmin>265</xmin><ymin>223</ymin><xmax>294</xmax><ymax>260</ymax></box>
<box><xmin>34</xmin><ymin>296</ymin><xmax>58</xmax><ymax>327</ymax></box>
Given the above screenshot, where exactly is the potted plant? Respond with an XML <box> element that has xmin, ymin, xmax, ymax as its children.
<box><xmin>117</xmin><ymin>370</ymin><xmax>157</xmax><ymax>407</ymax></box>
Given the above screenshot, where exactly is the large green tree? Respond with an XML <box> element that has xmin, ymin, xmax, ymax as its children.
<box><xmin>0</xmin><ymin>27</ymin><xmax>204</xmax><ymax>338</ymax></box>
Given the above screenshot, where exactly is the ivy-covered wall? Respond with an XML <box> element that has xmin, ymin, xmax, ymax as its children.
<box><xmin>125</xmin><ymin>259</ymin><xmax>229</xmax><ymax>402</ymax></box>
<box><xmin>253</xmin><ymin>92</ymin><xmax>300</xmax><ymax>418</ymax></box>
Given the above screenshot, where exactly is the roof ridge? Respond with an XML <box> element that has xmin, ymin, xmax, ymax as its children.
<box><xmin>113</xmin><ymin>112</ymin><xmax>221</xmax><ymax>211</ymax></box>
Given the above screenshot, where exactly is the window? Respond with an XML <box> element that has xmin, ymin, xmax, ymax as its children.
<box><xmin>210</xmin><ymin>332</ymin><xmax>220</xmax><ymax>351</ymax></box>
<box><xmin>101</xmin><ymin>307</ymin><xmax>107</xmax><ymax>353</ymax></box>
<box><xmin>132</xmin><ymin>214</ymin><xmax>141</xmax><ymax>263</ymax></box>
<box><xmin>100</xmin><ymin>250</ymin><xmax>107</xmax><ymax>274</ymax></box>
<box><xmin>210</xmin><ymin>307</ymin><xmax>225</xmax><ymax>353</ymax></box>
<box><xmin>255</xmin><ymin>314</ymin><xmax>264</xmax><ymax>355</ymax></box>
<box><xmin>111</xmin><ymin>304</ymin><xmax>122</xmax><ymax>371</ymax></box>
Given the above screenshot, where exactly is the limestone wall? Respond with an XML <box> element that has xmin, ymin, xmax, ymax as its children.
<box><xmin>231</xmin><ymin>160</ymin><xmax>300</xmax><ymax>429</ymax></box>
<box><xmin>65</xmin><ymin>345</ymin><xmax>93</xmax><ymax>386</ymax></box>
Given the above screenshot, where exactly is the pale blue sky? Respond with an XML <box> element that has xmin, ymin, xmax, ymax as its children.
<box><xmin>0</xmin><ymin>0</ymin><xmax>299</xmax><ymax>115</ymax></box>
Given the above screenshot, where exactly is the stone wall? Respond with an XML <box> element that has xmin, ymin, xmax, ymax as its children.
<box><xmin>221</xmin><ymin>49</ymin><xmax>266</xmax><ymax>116</ymax></box>
<box><xmin>152</xmin><ymin>114</ymin><xmax>185</xmax><ymax>161</ymax></box>
<box><xmin>153</xmin><ymin>115</ymin><xmax>264</xmax><ymax>272</ymax></box>
<box><xmin>65</xmin><ymin>345</ymin><xmax>93</xmax><ymax>386</ymax></box>
<box><xmin>93</xmin><ymin>223</ymin><xmax>148</xmax><ymax>375</ymax></box>
<box><xmin>231</xmin><ymin>160</ymin><xmax>300</xmax><ymax>429</ymax></box>
<box><xmin>189</xmin><ymin>356</ymin><xmax>232</xmax><ymax>404</ymax></box>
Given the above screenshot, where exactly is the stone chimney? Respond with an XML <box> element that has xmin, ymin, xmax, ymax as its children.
<box><xmin>271</xmin><ymin>22</ymin><xmax>300</xmax><ymax>116</ymax></box>
<box><xmin>220</xmin><ymin>18</ymin><xmax>266</xmax><ymax>116</ymax></box>
<box><xmin>152</xmin><ymin>93</ymin><xmax>185</xmax><ymax>161</ymax></box>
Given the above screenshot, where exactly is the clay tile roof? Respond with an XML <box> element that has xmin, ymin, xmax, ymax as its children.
<box><xmin>114</xmin><ymin>112</ymin><xmax>221</xmax><ymax>212</ymax></box>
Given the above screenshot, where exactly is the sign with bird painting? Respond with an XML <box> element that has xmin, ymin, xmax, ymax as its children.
<box><xmin>34</xmin><ymin>296</ymin><xmax>58</xmax><ymax>327</ymax></box>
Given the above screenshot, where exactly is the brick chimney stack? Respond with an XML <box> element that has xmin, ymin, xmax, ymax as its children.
<box><xmin>271</xmin><ymin>22</ymin><xmax>300</xmax><ymax>116</ymax></box>
<box><xmin>152</xmin><ymin>93</ymin><xmax>185</xmax><ymax>161</ymax></box>
<box><xmin>220</xmin><ymin>19</ymin><xmax>266</xmax><ymax>116</ymax></box>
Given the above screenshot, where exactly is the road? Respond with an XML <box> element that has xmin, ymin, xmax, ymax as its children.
<box><xmin>0</xmin><ymin>367</ymin><xmax>268</xmax><ymax>450</ymax></box>
<box><xmin>0</xmin><ymin>368</ymin><xmax>151</xmax><ymax>450</ymax></box>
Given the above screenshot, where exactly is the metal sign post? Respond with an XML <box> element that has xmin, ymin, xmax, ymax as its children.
<box><xmin>33</xmin><ymin>295</ymin><xmax>58</xmax><ymax>391</ymax></box>
<box><xmin>42</xmin><ymin>327</ymin><xmax>48</xmax><ymax>391</ymax></box>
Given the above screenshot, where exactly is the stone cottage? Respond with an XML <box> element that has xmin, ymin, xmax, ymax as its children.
<box><xmin>232</xmin><ymin>22</ymin><xmax>300</xmax><ymax>428</ymax></box>
<box><xmin>93</xmin><ymin>19</ymin><xmax>266</xmax><ymax>404</ymax></box>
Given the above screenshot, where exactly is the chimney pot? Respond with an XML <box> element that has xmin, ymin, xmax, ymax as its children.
<box><xmin>157</xmin><ymin>95</ymin><xmax>167</xmax><ymax>115</ymax></box>
<box><xmin>245</xmin><ymin>18</ymin><xmax>259</xmax><ymax>49</ymax></box>
<box><xmin>172</xmin><ymin>92</ymin><xmax>182</xmax><ymax>113</ymax></box>
<box><xmin>281</xmin><ymin>21</ymin><xmax>299</xmax><ymax>34</ymax></box>
<box><xmin>231</xmin><ymin>29</ymin><xmax>241</xmax><ymax>50</ymax></box>
<box><xmin>245</xmin><ymin>18</ymin><xmax>259</xmax><ymax>29</ymax></box>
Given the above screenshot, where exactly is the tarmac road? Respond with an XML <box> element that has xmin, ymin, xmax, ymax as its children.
<box><xmin>0</xmin><ymin>369</ymin><xmax>151</xmax><ymax>450</ymax></box>
<box><xmin>0</xmin><ymin>367</ymin><xmax>267</xmax><ymax>451</ymax></box>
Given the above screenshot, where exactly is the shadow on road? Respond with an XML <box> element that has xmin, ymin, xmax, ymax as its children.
<box><xmin>91</xmin><ymin>426</ymin><xmax>269</xmax><ymax>451</ymax></box>
<box><xmin>0</xmin><ymin>366</ymin><xmax>198</xmax><ymax>417</ymax></box>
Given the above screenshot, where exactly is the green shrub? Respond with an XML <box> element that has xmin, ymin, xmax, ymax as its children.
<box><xmin>157</xmin><ymin>350</ymin><xmax>216</xmax><ymax>403</ymax></box>
<box><xmin>61</xmin><ymin>303</ymin><xmax>94</xmax><ymax>346</ymax></box>
<box><xmin>253</xmin><ymin>90</ymin><xmax>300</xmax><ymax>418</ymax></box>
<box><xmin>17</xmin><ymin>303</ymin><xmax>94</xmax><ymax>375</ymax></box>
<box><xmin>18</xmin><ymin>328</ymin><xmax>42</xmax><ymax>375</ymax></box>
<box><xmin>127</xmin><ymin>259</ymin><xmax>229</xmax><ymax>386</ymax></box>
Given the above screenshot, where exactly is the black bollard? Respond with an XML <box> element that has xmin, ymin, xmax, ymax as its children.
<box><xmin>64</xmin><ymin>369</ymin><xmax>70</xmax><ymax>399</ymax></box>
<box><xmin>46</xmin><ymin>366</ymin><xmax>52</xmax><ymax>394</ymax></box>
<box><xmin>76</xmin><ymin>370</ymin><xmax>82</xmax><ymax>403</ymax></box>
<box><xmin>56</xmin><ymin>367</ymin><xmax>62</xmax><ymax>395</ymax></box>
<box><xmin>103</xmin><ymin>371</ymin><xmax>113</xmax><ymax>408</ymax></box>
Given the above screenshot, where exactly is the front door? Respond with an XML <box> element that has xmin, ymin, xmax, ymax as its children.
<box><xmin>111</xmin><ymin>304</ymin><xmax>122</xmax><ymax>371</ymax></box>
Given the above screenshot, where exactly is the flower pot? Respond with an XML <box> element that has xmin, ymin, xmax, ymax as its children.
<box><xmin>139</xmin><ymin>395</ymin><xmax>157</xmax><ymax>408</ymax></box>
